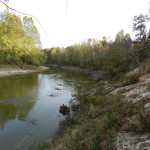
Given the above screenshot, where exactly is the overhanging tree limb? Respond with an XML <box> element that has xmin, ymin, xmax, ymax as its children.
<box><xmin>0</xmin><ymin>0</ymin><xmax>54</xmax><ymax>40</ymax></box>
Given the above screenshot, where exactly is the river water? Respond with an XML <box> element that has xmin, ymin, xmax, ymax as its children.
<box><xmin>0</xmin><ymin>68</ymin><xmax>91</xmax><ymax>150</ymax></box>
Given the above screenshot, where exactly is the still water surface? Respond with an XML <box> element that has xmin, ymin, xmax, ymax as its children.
<box><xmin>0</xmin><ymin>68</ymin><xmax>91</xmax><ymax>150</ymax></box>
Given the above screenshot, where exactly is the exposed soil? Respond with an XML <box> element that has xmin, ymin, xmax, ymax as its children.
<box><xmin>0</xmin><ymin>65</ymin><xmax>49</xmax><ymax>77</ymax></box>
<box><xmin>111</xmin><ymin>73</ymin><xmax>150</xmax><ymax>150</ymax></box>
<box><xmin>47</xmin><ymin>65</ymin><xmax>150</xmax><ymax>150</ymax></box>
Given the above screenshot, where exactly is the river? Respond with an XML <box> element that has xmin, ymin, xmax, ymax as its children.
<box><xmin>0</xmin><ymin>68</ymin><xmax>92</xmax><ymax>150</ymax></box>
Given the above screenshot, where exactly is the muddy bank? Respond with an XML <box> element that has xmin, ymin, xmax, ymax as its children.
<box><xmin>0</xmin><ymin>65</ymin><xmax>49</xmax><ymax>77</ymax></box>
<box><xmin>45</xmin><ymin>64</ymin><xmax>102</xmax><ymax>81</ymax></box>
<box><xmin>45</xmin><ymin>64</ymin><xmax>90</xmax><ymax>73</ymax></box>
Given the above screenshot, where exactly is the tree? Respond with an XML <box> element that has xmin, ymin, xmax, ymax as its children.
<box><xmin>115</xmin><ymin>30</ymin><xmax>125</xmax><ymax>43</ymax></box>
<box><xmin>133</xmin><ymin>13</ymin><xmax>150</xmax><ymax>45</ymax></box>
<box><xmin>0</xmin><ymin>10</ymin><xmax>24</xmax><ymax>39</ymax></box>
<box><xmin>0</xmin><ymin>10</ymin><xmax>25</xmax><ymax>64</ymax></box>
<box><xmin>132</xmin><ymin>14</ymin><xmax>150</xmax><ymax>61</ymax></box>
<box><xmin>23</xmin><ymin>16</ymin><xmax>42</xmax><ymax>48</ymax></box>
<box><xmin>114</xmin><ymin>30</ymin><xmax>132</xmax><ymax>50</ymax></box>
<box><xmin>0</xmin><ymin>10</ymin><xmax>43</xmax><ymax>65</ymax></box>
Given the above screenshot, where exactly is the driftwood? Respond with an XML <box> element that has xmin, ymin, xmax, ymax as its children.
<box><xmin>59</xmin><ymin>104</ymin><xmax>70</xmax><ymax>115</ymax></box>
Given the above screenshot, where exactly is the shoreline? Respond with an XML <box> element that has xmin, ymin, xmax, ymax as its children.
<box><xmin>0</xmin><ymin>65</ymin><xmax>49</xmax><ymax>77</ymax></box>
<box><xmin>45</xmin><ymin>64</ymin><xmax>102</xmax><ymax>81</ymax></box>
<box><xmin>45</xmin><ymin>64</ymin><xmax>90</xmax><ymax>73</ymax></box>
<box><xmin>1</xmin><ymin>64</ymin><xmax>150</xmax><ymax>149</ymax></box>
<box><xmin>46</xmin><ymin>65</ymin><xmax>150</xmax><ymax>150</ymax></box>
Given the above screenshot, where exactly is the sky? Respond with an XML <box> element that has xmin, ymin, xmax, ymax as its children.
<box><xmin>0</xmin><ymin>0</ymin><xmax>149</xmax><ymax>48</ymax></box>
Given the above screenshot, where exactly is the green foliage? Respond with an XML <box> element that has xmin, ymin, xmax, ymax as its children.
<box><xmin>45</xmin><ymin>32</ymin><xmax>132</xmax><ymax>78</ymax></box>
<box><xmin>49</xmin><ymin>82</ymin><xmax>126</xmax><ymax>150</ymax></box>
<box><xmin>15</xmin><ymin>143</ymin><xmax>22</xmax><ymax>150</ymax></box>
<box><xmin>64</xmin><ymin>93</ymin><xmax>123</xmax><ymax>150</ymax></box>
<box><xmin>133</xmin><ymin>14</ymin><xmax>149</xmax><ymax>43</ymax></box>
<box><xmin>0</xmin><ymin>10</ymin><xmax>43</xmax><ymax>66</ymax></box>
<box><xmin>44</xmin><ymin>13</ymin><xmax>150</xmax><ymax>77</ymax></box>
<box><xmin>37</xmin><ymin>142</ymin><xmax>49</xmax><ymax>150</ymax></box>
<box><xmin>132</xmin><ymin>13</ymin><xmax>150</xmax><ymax>61</ymax></box>
<box><xmin>30</xmin><ymin>48</ymin><xmax>44</xmax><ymax>66</ymax></box>
<box><xmin>23</xmin><ymin>16</ymin><xmax>42</xmax><ymax>48</ymax></box>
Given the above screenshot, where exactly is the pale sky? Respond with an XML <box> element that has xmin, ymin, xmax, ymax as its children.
<box><xmin>0</xmin><ymin>0</ymin><xmax>149</xmax><ymax>48</ymax></box>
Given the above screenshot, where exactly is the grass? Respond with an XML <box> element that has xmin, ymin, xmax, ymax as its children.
<box><xmin>127</xmin><ymin>73</ymin><xmax>140</xmax><ymax>85</ymax></box>
<box><xmin>37</xmin><ymin>142</ymin><xmax>49</xmax><ymax>150</ymax></box>
<box><xmin>48</xmin><ymin>82</ymin><xmax>128</xmax><ymax>150</ymax></box>
<box><xmin>138</xmin><ymin>111</ymin><xmax>150</xmax><ymax>132</ymax></box>
<box><xmin>41</xmin><ymin>64</ymin><xmax>150</xmax><ymax>150</ymax></box>
<box><xmin>16</xmin><ymin>144</ymin><xmax>22</xmax><ymax>150</ymax></box>
<box><xmin>145</xmin><ymin>67</ymin><xmax>150</xmax><ymax>74</ymax></box>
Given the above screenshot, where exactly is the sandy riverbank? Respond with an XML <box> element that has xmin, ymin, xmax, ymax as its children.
<box><xmin>0</xmin><ymin>65</ymin><xmax>49</xmax><ymax>77</ymax></box>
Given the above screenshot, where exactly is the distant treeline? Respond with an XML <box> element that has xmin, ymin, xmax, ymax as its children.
<box><xmin>44</xmin><ymin>13</ymin><xmax>150</xmax><ymax>78</ymax></box>
<box><xmin>0</xmin><ymin>10</ymin><xmax>44</xmax><ymax>66</ymax></box>
<box><xmin>44</xmin><ymin>31</ymin><xmax>133</xmax><ymax>78</ymax></box>
<box><xmin>0</xmin><ymin>10</ymin><xmax>149</xmax><ymax>73</ymax></box>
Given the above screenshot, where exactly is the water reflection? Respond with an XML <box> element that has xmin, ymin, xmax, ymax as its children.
<box><xmin>0</xmin><ymin>68</ymin><xmax>92</xmax><ymax>149</ymax></box>
<box><xmin>0</xmin><ymin>74</ymin><xmax>38</xmax><ymax>128</ymax></box>
<box><xmin>0</xmin><ymin>74</ymin><xmax>38</xmax><ymax>100</ymax></box>
<box><xmin>0</xmin><ymin>103</ymin><xmax>16</xmax><ymax>130</ymax></box>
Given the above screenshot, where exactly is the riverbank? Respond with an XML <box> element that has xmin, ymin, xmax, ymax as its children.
<box><xmin>45</xmin><ymin>64</ymin><xmax>102</xmax><ymax>81</ymax></box>
<box><xmin>0</xmin><ymin>65</ymin><xmax>49</xmax><ymax>77</ymax></box>
<box><xmin>45</xmin><ymin>64</ymin><xmax>90</xmax><ymax>73</ymax></box>
<box><xmin>45</xmin><ymin>65</ymin><xmax>150</xmax><ymax>150</ymax></box>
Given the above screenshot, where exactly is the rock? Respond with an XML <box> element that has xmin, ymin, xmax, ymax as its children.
<box><xmin>57</xmin><ymin>84</ymin><xmax>63</xmax><ymax>86</ymax></box>
<box><xmin>71</xmin><ymin>104</ymin><xmax>79</xmax><ymax>111</ymax></box>
<box><xmin>144</xmin><ymin>102</ymin><xmax>150</xmax><ymax>109</ymax></box>
<box><xmin>55</xmin><ymin>88</ymin><xmax>61</xmax><ymax>90</ymax></box>
<box><xmin>91</xmin><ymin>71</ymin><xmax>102</xmax><ymax>82</ymax></box>
<box><xmin>90</xmin><ymin>88</ymin><xmax>98</xmax><ymax>96</ymax></box>
<box><xmin>140</xmin><ymin>74</ymin><xmax>150</xmax><ymax>82</ymax></box>
<box><xmin>122</xmin><ymin>81</ymin><xmax>131</xmax><ymax>86</ymax></box>
<box><xmin>116</xmin><ymin>133</ymin><xmax>150</xmax><ymax>150</ymax></box>
<box><xmin>71</xmin><ymin>94</ymin><xmax>76</xmax><ymax>97</ymax></box>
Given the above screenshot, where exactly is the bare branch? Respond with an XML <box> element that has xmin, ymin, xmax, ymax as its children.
<box><xmin>66</xmin><ymin>0</ymin><xmax>68</xmax><ymax>14</ymax></box>
<box><xmin>0</xmin><ymin>0</ymin><xmax>54</xmax><ymax>40</ymax></box>
<box><xmin>139</xmin><ymin>42</ymin><xmax>150</xmax><ymax>52</ymax></box>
